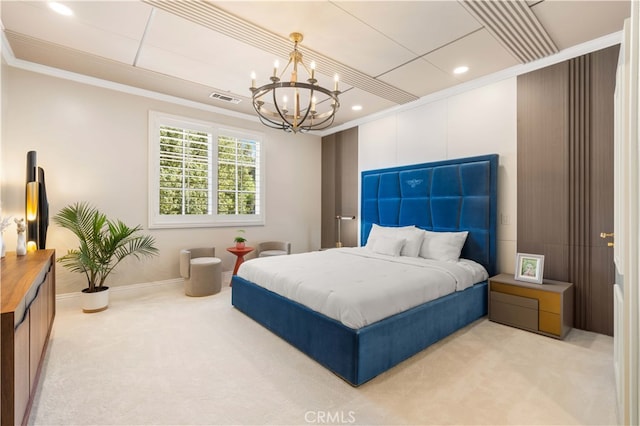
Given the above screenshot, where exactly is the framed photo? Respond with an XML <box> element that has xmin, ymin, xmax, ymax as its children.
<box><xmin>515</xmin><ymin>253</ymin><xmax>545</xmax><ymax>284</ymax></box>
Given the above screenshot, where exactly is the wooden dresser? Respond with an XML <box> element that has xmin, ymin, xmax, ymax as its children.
<box><xmin>488</xmin><ymin>273</ymin><xmax>573</xmax><ymax>339</ymax></box>
<box><xmin>1</xmin><ymin>250</ymin><xmax>56</xmax><ymax>426</ymax></box>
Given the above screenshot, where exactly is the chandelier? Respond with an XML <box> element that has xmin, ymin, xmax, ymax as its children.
<box><xmin>250</xmin><ymin>32</ymin><xmax>340</xmax><ymax>133</ymax></box>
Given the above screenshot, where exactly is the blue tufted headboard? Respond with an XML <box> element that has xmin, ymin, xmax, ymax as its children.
<box><xmin>361</xmin><ymin>154</ymin><xmax>498</xmax><ymax>276</ymax></box>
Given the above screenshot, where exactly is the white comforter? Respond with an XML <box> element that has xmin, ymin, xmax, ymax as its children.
<box><xmin>237</xmin><ymin>247</ymin><xmax>488</xmax><ymax>329</ymax></box>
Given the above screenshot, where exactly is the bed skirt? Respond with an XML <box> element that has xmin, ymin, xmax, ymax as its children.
<box><xmin>231</xmin><ymin>275</ymin><xmax>488</xmax><ymax>386</ymax></box>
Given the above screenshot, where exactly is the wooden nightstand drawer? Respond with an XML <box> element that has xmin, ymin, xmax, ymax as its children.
<box><xmin>491</xmin><ymin>291</ymin><xmax>538</xmax><ymax>309</ymax></box>
<box><xmin>490</xmin><ymin>282</ymin><xmax>561</xmax><ymax>314</ymax></box>
<box><xmin>539</xmin><ymin>311</ymin><xmax>561</xmax><ymax>336</ymax></box>
<box><xmin>490</xmin><ymin>291</ymin><xmax>538</xmax><ymax>331</ymax></box>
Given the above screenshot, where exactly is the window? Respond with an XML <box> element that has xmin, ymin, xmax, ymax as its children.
<box><xmin>149</xmin><ymin>111</ymin><xmax>264</xmax><ymax>228</ymax></box>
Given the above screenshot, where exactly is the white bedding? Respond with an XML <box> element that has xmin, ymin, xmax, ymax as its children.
<box><xmin>236</xmin><ymin>247</ymin><xmax>488</xmax><ymax>329</ymax></box>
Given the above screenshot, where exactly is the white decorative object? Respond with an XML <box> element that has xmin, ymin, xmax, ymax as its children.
<box><xmin>0</xmin><ymin>216</ymin><xmax>12</xmax><ymax>258</ymax></box>
<box><xmin>15</xmin><ymin>218</ymin><xmax>27</xmax><ymax>256</ymax></box>
<box><xmin>16</xmin><ymin>233</ymin><xmax>27</xmax><ymax>256</ymax></box>
<box><xmin>80</xmin><ymin>287</ymin><xmax>110</xmax><ymax>313</ymax></box>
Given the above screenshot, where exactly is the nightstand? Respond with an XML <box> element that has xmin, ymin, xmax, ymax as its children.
<box><xmin>488</xmin><ymin>273</ymin><xmax>574</xmax><ymax>339</ymax></box>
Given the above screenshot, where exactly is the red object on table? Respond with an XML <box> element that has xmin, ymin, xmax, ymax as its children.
<box><xmin>227</xmin><ymin>246</ymin><xmax>254</xmax><ymax>278</ymax></box>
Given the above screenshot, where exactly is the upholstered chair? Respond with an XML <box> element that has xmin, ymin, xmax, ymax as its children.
<box><xmin>256</xmin><ymin>241</ymin><xmax>292</xmax><ymax>257</ymax></box>
<box><xmin>179</xmin><ymin>247</ymin><xmax>222</xmax><ymax>296</ymax></box>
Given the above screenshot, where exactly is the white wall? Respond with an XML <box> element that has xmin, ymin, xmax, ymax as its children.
<box><xmin>1</xmin><ymin>66</ymin><xmax>321</xmax><ymax>293</ymax></box>
<box><xmin>359</xmin><ymin>77</ymin><xmax>517</xmax><ymax>274</ymax></box>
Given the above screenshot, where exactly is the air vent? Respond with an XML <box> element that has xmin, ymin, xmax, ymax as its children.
<box><xmin>459</xmin><ymin>0</ymin><xmax>558</xmax><ymax>63</ymax></box>
<box><xmin>209</xmin><ymin>92</ymin><xmax>242</xmax><ymax>104</ymax></box>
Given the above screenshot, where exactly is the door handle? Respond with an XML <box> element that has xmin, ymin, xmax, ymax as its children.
<box><xmin>600</xmin><ymin>232</ymin><xmax>614</xmax><ymax>247</ymax></box>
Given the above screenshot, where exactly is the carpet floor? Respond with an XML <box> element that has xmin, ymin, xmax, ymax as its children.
<box><xmin>29</xmin><ymin>277</ymin><xmax>617</xmax><ymax>425</ymax></box>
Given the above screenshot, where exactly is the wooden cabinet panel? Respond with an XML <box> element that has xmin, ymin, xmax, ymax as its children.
<box><xmin>29</xmin><ymin>287</ymin><xmax>46</xmax><ymax>389</ymax></box>
<box><xmin>1</xmin><ymin>250</ymin><xmax>56</xmax><ymax>426</ymax></box>
<box><xmin>46</xmin><ymin>266</ymin><xmax>56</xmax><ymax>328</ymax></box>
<box><xmin>13</xmin><ymin>317</ymin><xmax>30</xmax><ymax>425</ymax></box>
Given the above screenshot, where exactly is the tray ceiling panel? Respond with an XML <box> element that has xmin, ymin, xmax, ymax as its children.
<box><xmin>1</xmin><ymin>0</ymin><xmax>630</xmax><ymax>131</ymax></box>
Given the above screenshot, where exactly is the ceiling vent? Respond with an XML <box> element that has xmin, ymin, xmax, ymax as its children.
<box><xmin>209</xmin><ymin>92</ymin><xmax>242</xmax><ymax>104</ymax></box>
<box><xmin>459</xmin><ymin>0</ymin><xmax>558</xmax><ymax>63</ymax></box>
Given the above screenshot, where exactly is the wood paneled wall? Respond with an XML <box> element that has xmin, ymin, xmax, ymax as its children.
<box><xmin>321</xmin><ymin>127</ymin><xmax>358</xmax><ymax>249</ymax></box>
<box><xmin>517</xmin><ymin>45</ymin><xmax>618</xmax><ymax>335</ymax></box>
<box><xmin>517</xmin><ymin>60</ymin><xmax>570</xmax><ymax>281</ymax></box>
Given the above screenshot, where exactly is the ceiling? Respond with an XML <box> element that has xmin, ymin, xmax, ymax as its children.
<box><xmin>1</xmin><ymin>0</ymin><xmax>631</xmax><ymax>133</ymax></box>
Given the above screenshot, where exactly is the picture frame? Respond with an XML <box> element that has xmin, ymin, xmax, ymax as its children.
<box><xmin>515</xmin><ymin>253</ymin><xmax>545</xmax><ymax>284</ymax></box>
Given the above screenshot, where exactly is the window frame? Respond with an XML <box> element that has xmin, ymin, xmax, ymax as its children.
<box><xmin>148</xmin><ymin>111</ymin><xmax>265</xmax><ymax>229</ymax></box>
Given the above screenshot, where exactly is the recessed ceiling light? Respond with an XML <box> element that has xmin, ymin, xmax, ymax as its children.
<box><xmin>48</xmin><ymin>2</ymin><xmax>73</xmax><ymax>16</ymax></box>
<box><xmin>352</xmin><ymin>105</ymin><xmax>363</xmax><ymax>111</ymax></box>
<box><xmin>453</xmin><ymin>66</ymin><xmax>469</xmax><ymax>75</ymax></box>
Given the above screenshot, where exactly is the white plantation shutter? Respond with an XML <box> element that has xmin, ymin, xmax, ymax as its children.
<box><xmin>217</xmin><ymin>132</ymin><xmax>261</xmax><ymax>216</ymax></box>
<box><xmin>159</xmin><ymin>126</ymin><xmax>212</xmax><ymax>215</ymax></box>
<box><xmin>149</xmin><ymin>112</ymin><xmax>264</xmax><ymax>228</ymax></box>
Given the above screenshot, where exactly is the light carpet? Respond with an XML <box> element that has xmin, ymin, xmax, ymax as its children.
<box><xmin>29</xmin><ymin>277</ymin><xmax>617</xmax><ymax>425</ymax></box>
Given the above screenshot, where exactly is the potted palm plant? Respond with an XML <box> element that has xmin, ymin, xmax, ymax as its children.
<box><xmin>54</xmin><ymin>202</ymin><xmax>158</xmax><ymax>313</ymax></box>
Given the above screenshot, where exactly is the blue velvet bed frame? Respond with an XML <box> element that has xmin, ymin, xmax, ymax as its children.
<box><xmin>232</xmin><ymin>154</ymin><xmax>498</xmax><ymax>386</ymax></box>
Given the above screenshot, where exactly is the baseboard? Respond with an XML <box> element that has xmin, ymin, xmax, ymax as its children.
<box><xmin>55</xmin><ymin>278</ymin><xmax>184</xmax><ymax>301</ymax></box>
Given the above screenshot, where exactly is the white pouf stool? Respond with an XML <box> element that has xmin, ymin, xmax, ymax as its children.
<box><xmin>180</xmin><ymin>248</ymin><xmax>222</xmax><ymax>297</ymax></box>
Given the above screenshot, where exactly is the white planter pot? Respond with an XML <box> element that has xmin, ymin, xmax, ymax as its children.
<box><xmin>80</xmin><ymin>287</ymin><xmax>109</xmax><ymax>313</ymax></box>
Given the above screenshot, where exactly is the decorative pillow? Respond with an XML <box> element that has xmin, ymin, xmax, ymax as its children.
<box><xmin>419</xmin><ymin>230</ymin><xmax>469</xmax><ymax>262</ymax></box>
<box><xmin>365</xmin><ymin>224</ymin><xmax>424</xmax><ymax>257</ymax></box>
<box><xmin>371</xmin><ymin>235</ymin><xmax>406</xmax><ymax>257</ymax></box>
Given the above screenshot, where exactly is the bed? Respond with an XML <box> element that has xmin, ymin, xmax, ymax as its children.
<box><xmin>231</xmin><ymin>154</ymin><xmax>498</xmax><ymax>386</ymax></box>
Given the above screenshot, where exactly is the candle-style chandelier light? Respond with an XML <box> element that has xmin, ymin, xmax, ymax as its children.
<box><xmin>250</xmin><ymin>32</ymin><xmax>340</xmax><ymax>133</ymax></box>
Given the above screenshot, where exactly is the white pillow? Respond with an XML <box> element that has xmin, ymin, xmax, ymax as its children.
<box><xmin>365</xmin><ymin>224</ymin><xmax>411</xmax><ymax>248</ymax></box>
<box><xmin>398</xmin><ymin>227</ymin><xmax>425</xmax><ymax>257</ymax></box>
<box><xmin>365</xmin><ymin>224</ymin><xmax>424</xmax><ymax>257</ymax></box>
<box><xmin>419</xmin><ymin>230</ymin><xmax>469</xmax><ymax>262</ymax></box>
<box><xmin>371</xmin><ymin>235</ymin><xmax>406</xmax><ymax>256</ymax></box>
